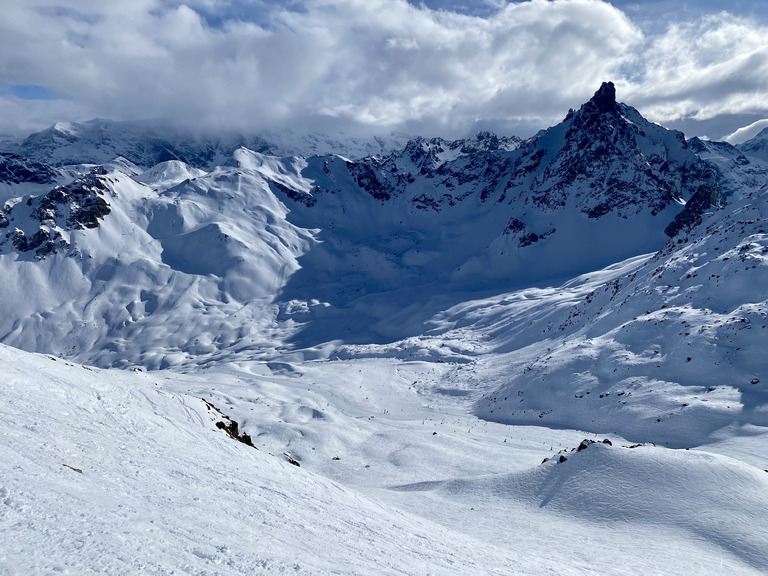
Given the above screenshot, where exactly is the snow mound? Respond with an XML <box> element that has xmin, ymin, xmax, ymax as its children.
<box><xmin>394</xmin><ymin>440</ymin><xmax>768</xmax><ymax>573</ymax></box>
<box><xmin>136</xmin><ymin>159</ymin><xmax>206</xmax><ymax>190</ymax></box>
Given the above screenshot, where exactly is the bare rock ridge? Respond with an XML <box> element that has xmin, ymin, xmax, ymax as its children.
<box><xmin>0</xmin><ymin>151</ymin><xmax>61</xmax><ymax>185</ymax></box>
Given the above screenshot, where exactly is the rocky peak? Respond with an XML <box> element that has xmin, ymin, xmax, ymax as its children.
<box><xmin>497</xmin><ymin>80</ymin><xmax>717</xmax><ymax>230</ymax></box>
<box><xmin>401</xmin><ymin>137</ymin><xmax>443</xmax><ymax>166</ymax></box>
<box><xmin>564</xmin><ymin>81</ymin><xmax>624</xmax><ymax>137</ymax></box>
<box><xmin>589</xmin><ymin>81</ymin><xmax>618</xmax><ymax>114</ymax></box>
<box><xmin>0</xmin><ymin>167</ymin><xmax>112</xmax><ymax>259</ymax></box>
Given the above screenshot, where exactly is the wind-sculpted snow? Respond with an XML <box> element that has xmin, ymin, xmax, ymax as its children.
<box><xmin>136</xmin><ymin>159</ymin><xmax>207</xmax><ymax>191</ymax></box>
<box><xmin>0</xmin><ymin>161</ymin><xmax>316</xmax><ymax>368</ymax></box>
<box><xmin>393</xmin><ymin>440</ymin><xmax>768</xmax><ymax>572</ymax></box>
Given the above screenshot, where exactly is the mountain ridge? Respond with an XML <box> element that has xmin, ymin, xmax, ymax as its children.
<box><xmin>0</xmin><ymin>82</ymin><xmax>742</xmax><ymax>366</ymax></box>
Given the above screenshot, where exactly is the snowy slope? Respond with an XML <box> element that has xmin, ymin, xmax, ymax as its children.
<box><xmin>3</xmin><ymin>343</ymin><xmax>767</xmax><ymax>575</ymax></box>
<box><xmin>135</xmin><ymin>160</ymin><xmax>207</xmax><ymax>191</ymax></box>
<box><xmin>0</xmin><ymin>159</ymin><xmax>318</xmax><ymax>368</ymax></box>
<box><xmin>0</xmin><ymin>344</ymin><xmax>525</xmax><ymax>575</ymax></box>
<box><xmin>468</xmin><ymin>148</ymin><xmax>768</xmax><ymax>446</ymax></box>
<box><xmin>738</xmin><ymin>126</ymin><xmax>768</xmax><ymax>162</ymax></box>
<box><xmin>340</xmin><ymin>139</ymin><xmax>768</xmax><ymax>449</ymax></box>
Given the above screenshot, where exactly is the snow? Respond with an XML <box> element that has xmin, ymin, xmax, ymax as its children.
<box><xmin>1</xmin><ymin>86</ymin><xmax>768</xmax><ymax>574</ymax></box>
<box><xmin>0</xmin><ymin>346</ymin><xmax>524</xmax><ymax>575</ymax></box>
<box><xmin>0</xmin><ymin>119</ymin><xmax>413</xmax><ymax>170</ymax></box>
<box><xmin>2</xmin><ymin>340</ymin><xmax>766</xmax><ymax>575</ymax></box>
<box><xmin>136</xmin><ymin>160</ymin><xmax>207</xmax><ymax>191</ymax></box>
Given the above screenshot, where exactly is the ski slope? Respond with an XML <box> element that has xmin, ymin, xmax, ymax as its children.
<box><xmin>2</xmin><ymin>343</ymin><xmax>767</xmax><ymax>575</ymax></box>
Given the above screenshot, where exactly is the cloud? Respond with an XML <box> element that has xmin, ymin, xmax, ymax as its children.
<box><xmin>0</xmin><ymin>0</ymin><xmax>642</xmax><ymax>135</ymax></box>
<box><xmin>724</xmin><ymin>118</ymin><xmax>768</xmax><ymax>145</ymax></box>
<box><xmin>0</xmin><ymin>92</ymin><xmax>89</xmax><ymax>137</ymax></box>
<box><xmin>626</xmin><ymin>13</ymin><xmax>768</xmax><ymax>125</ymax></box>
<box><xmin>0</xmin><ymin>1</ymin><xmax>767</xmax><ymax>139</ymax></box>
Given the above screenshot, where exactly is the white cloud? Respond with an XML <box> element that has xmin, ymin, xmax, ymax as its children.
<box><xmin>626</xmin><ymin>13</ymin><xmax>768</xmax><ymax>125</ymax></box>
<box><xmin>0</xmin><ymin>94</ymin><xmax>90</xmax><ymax>137</ymax></box>
<box><xmin>0</xmin><ymin>0</ymin><xmax>643</xmax><ymax>135</ymax></box>
<box><xmin>724</xmin><ymin>118</ymin><xmax>768</xmax><ymax>145</ymax></box>
<box><xmin>0</xmin><ymin>1</ymin><xmax>767</xmax><ymax>138</ymax></box>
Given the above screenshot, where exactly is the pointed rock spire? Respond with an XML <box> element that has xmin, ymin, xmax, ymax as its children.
<box><xmin>591</xmin><ymin>81</ymin><xmax>617</xmax><ymax>113</ymax></box>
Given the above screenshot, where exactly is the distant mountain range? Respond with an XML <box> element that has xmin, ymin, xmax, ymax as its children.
<box><xmin>0</xmin><ymin>119</ymin><xmax>412</xmax><ymax>170</ymax></box>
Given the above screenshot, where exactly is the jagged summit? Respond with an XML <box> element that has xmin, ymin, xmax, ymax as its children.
<box><xmin>502</xmin><ymin>80</ymin><xmax>713</xmax><ymax>228</ymax></box>
<box><xmin>589</xmin><ymin>81</ymin><xmax>618</xmax><ymax>114</ymax></box>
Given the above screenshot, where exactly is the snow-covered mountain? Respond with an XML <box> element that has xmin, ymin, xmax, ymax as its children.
<box><xmin>0</xmin><ymin>83</ymin><xmax>722</xmax><ymax>365</ymax></box>
<box><xmin>738</xmin><ymin>126</ymin><xmax>768</xmax><ymax>161</ymax></box>
<box><xmin>2</xmin><ymin>83</ymin><xmax>768</xmax><ymax>574</ymax></box>
<box><xmin>275</xmin><ymin>82</ymin><xmax>713</xmax><ymax>299</ymax></box>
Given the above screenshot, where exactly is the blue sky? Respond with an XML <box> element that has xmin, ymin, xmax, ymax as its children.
<box><xmin>1</xmin><ymin>0</ymin><xmax>768</xmax><ymax>142</ymax></box>
<box><xmin>412</xmin><ymin>0</ymin><xmax>768</xmax><ymax>26</ymax></box>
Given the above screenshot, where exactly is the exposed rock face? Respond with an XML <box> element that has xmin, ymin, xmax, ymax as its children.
<box><xmin>0</xmin><ymin>167</ymin><xmax>112</xmax><ymax>259</ymax></box>
<box><xmin>31</xmin><ymin>168</ymin><xmax>112</xmax><ymax>230</ymax></box>
<box><xmin>347</xmin><ymin>161</ymin><xmax>392</xmax><ymax>201</ymax></box>
<box><xmin>589</xmin><ymin>81</ymin><xmax>618</xmax><ymax>114</ymax></box>
<box><xmin>0</xmin><ymin>152</ymin><xmax>60</xmax><ymax>185</ymax></box>
<box><xmin>269</xmin><ymin>180</ymin><xmax>318</xmax><ymax>207</ymax></box>
<box><xmin>664</xmin><ymin>185</ymin><xmax>719</xmax><ymax>238</ymax></box>
<box><xmin>501</xmin><ymin>81</ymin><xmax>716</xmax><ymax>223</ymax></box>
<box><xmin>277</xmin><ymin>82</ymin><xmax>717</xmax><ymax>254</ymax></box>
